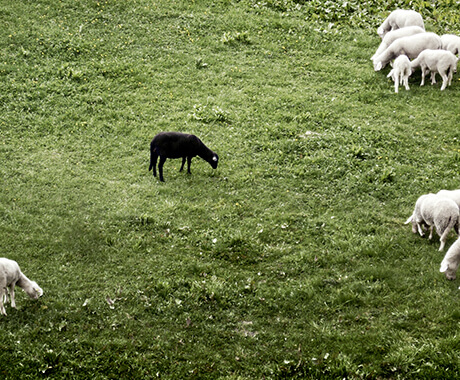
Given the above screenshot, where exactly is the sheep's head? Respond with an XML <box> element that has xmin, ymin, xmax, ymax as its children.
<box><xmin>210</xmin><ymin>154</ymin><xmax>219</xmax><ymax>169</ymax></box>
<box><xmin>374</xmin><ymin>60</ymin><xmax>384</xmax><ymax>72</ymax></box>
<box><xmin>28</xmin><ymin>281</ymin><xmax>43</xmax><ymax>299</ymax></box>
<box><xmin>440</xmin><ymin>260</ymin><xmax>457</xmax><ymax>280</ymax></box>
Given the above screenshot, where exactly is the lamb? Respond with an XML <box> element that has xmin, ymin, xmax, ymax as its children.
<box><xmin>371</xmin><ymin>26</ymin><xmax>425</xmax><ymax>61</ymax></box>
<box><xmin>373</xmin><ymin>32</ymin><xmax>442</xmax><ymax>71</ymax></box>
<box><xmin>0</xmin><ymin>258</ymin><xmax>43</xmax><ymax>316</ymax></box>
<box><xmin>387</xmin><ymin>55</ymin><xmax>412</xmax><ymax>93</ymax></box>
<box><xmin>405</xmin><ymin>194</ymin><xmax>459</xmax><ymax>251</ymax></box>
<box><xmin>441</xmin><ymin>34</ymin><xmax>460</xmax><ymax>57</ymax></box>
<box><xmin>377</xmin><ymin>10</ymin><xmax>425</xmax><ymax>39</ymax></box>
<box><xmin>410</xmin><ymin>49</ymin><xmax>458</xmax><ymax>90</ymax></box>
<box><xmin>440</xmin><ymin>237</ymin><xmax>460</xmax><ymax>280</ymax></box>
<box><xmin>149</xmin><ymin>132</ymin><xmax>219</xmax><ymax>182</ymax></box>
<box><xmin>405</xmin><ymin>193</ymin><xmax>436</xmax><ymax>236</ymax></box>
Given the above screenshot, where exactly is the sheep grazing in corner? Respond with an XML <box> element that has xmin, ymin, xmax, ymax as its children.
<box><xmin>405</xmin><ymin>194</ymin><xmax>460</xmax><ymax>251</ymax></box>
<box><xmin>387</xmin><ymin>55</ymin><xmax>412</xmax><ymax>93</ymax></box>
<box><xmin>0</xmin><ymin>258</ymin><xmax>43</xmax><ymax>316</ymax></box>
<box><xmin>373</xmin><ymin>32</ymin><xmax>442</xmax><ymax>71</ymax></box>
<box><xmin>441</xmin><ymin>34</ymin><xmax>460</xmax><ymax>57</ymax></box>
<box><xmin>440</xmin><ymin>237</ymin><xmax>460</xmax><ymax>280</ymax></box>
<box><xmin>149</xmin><ymin>132</ymin><xmax>219</xmax><ymax>182</ymax></box>
<box><xmin>371</xmin><ymin>26</ymin><xmax>425</xmax><ymax>61</ymax></box>
<box><xmin>377</xmin><ymin>9</ymin><xmax>424</xmax><ymax>39</ymax></box>
<box><xmin>410</xmin><ymin>49</ymin><xmax>458</xmax><ymax>91</ymax></box>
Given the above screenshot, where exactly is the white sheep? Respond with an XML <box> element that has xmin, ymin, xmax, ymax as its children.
<box><xmin>377</xmin><ymin>10</ymin><xmax>425</xmax><ymax>38</ymax></box>
<box><xmin>405</xmin><ymin>193</ymin><xmax>436</xmax><ymax>236</ymax></box>
<box><xmin>405</xmin><ymin>194</ymin><xmax>459</xmax><ymax>251</ymax></box>
<box><xmin>410</xmin><ymin>49</ymin><xmax>458</xmax><ymax>91</ymax></box>
<box><xmin>441</xmin><ymin>34</ymin><xmax>460</xmax><ymax>57</ymax></box>
<box><xmin>0</xmin><ymin>258</ymin><xmax>43</xmax><ymax>316</ymax></box>
<box><xmin>371</xmin><ymin>26</ymin><xmax>425</xmax><ymax>61</ymax></box>
<box><xmin>373</xmin><ymin>32</ymin><xmax>442</xmax><ymax>71</ymax></box>
<box><xmin>387</xmin><ymin>55</ymin><xmax>412</xmax><ymax>93</ymax></box>
<box><xmin>440</xmin><ymin>237</ymin><xmax>460</xmax><ymax>280</ymax></box>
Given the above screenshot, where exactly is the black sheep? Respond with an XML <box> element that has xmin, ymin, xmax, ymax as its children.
<box><xmin>149</xmin><ymin>132</ymin><xmax>219</xmax><ymax>182</ymax></box>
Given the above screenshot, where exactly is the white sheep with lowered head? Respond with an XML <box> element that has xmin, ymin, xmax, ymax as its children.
<box><xmin>387</xmin><ymin>54</ymin><xmax>412</xmax><ymax>93</ymax></box>
<box><xmin>405</xmin><ymin>193</ymin><xmax>459</xmax><ymax>251</ymax></box>
<box><xmin>440</xmin><ymin>237</ymin><xmax>460</xmax><ymax>280</ymax></box>
<box><xmin>0</xmin><ymin>258</ymin><xmax>43</xmax><ymax>316</ymax></box>
<box><xmin>371</xmin><ymin>26</ymin><xmax>425</xmax><ymax>61</ymax></box>
<box><xmin>373</xmin><ymin>32</ymin><xmax>441</xmax><ymax>71</ymax></box>
<box><xmin>441</xmin><ymin>34</ymin><xmax>460</xmax><ymax>57</ymax></box>
<box><xmin>377</xmin><ymin>9</ymin><xmax>425</xmax><ymax>38</ymax></box>
<box><xmin>410</xmin><ymin>49</ymin><xmax>458</xmax><ymax>90</ymax></box>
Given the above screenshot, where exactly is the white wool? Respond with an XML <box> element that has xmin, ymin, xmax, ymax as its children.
<box><xmin>377</xmin><ymin>10</ymin><xmax>425</xmax><ymax>38</ymax></box>
<box><xmin>373</xmin><ymin>32</ymin><xmax>442</xmax><ymax>71</ymax></box>
<box><xmin>0</xmin><ymin>258</ymin><xmax>43</xmax><ymax>316</ymax></box>
<box><xmin>441</xmin><ymin>34</ymin><xmax>460</xmax><ymax>57</ymax></box>
<box><xmin>410</xmin><ymin>49</ymin><xmax>458</xmax><ymax>90</ymax></box>
<box><xmin>387</xmin><ymin>55</ymin><xmax>412</xmax><ymax>93</ymax></box>
<box><xmin>406</xmin><ymin>194</ymin><xmax>459</xmax><ymax>251</ymax></box>
<box><xmin>372</xmin><ymin>26</ymin><xmax>425</xmax><ymax>61</ymax></box>
<box><xmin>440</xmin><ymin>238</ymin><xmax>460</xmax><ymax>280</ymax></box>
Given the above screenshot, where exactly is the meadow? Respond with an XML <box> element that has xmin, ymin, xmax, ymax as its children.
<box><xmin>1</xmin><ymin>0</ymin><xmax>460</xmax><ymax>378</ymax></box>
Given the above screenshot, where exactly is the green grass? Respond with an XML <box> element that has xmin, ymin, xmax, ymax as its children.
<box><xmin>1</xmin><ymin>0</ymin><xmax>460</xmax><ymax>378</ymax></box>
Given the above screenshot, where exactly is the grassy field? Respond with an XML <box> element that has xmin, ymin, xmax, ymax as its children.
<box><xmin>1</xmin><ymin>0</ymin><xmax>460</xmax><ymax>378</ymax></box>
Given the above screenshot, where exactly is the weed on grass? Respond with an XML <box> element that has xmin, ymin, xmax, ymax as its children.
<box><xmin>1</xmin><ymin>0</ymin><xmax>460</xmax><ymax>378</ymax></box>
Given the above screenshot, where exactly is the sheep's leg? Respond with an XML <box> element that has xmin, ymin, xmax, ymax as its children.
<box><xmin>0</xmin><ymin>287</ymin><xmax>6</xmax><ymax>316</ymax></box>
<box><xmin>428</xmin><ymin>226</ymin><xmax>433</xmax><ymax>240</ymax></box>
<box><xmin>158</xmin><ymin>156</ymin><xmax>167</xmax><ymax>182</ymax></box>
<box><xmin>186</xmin><ymin>157</ymin><xmax>192</xmax><ymax>174</ymax></box>
<box><xmin>447</xmin><ymin>69</ymin><xmax>453</xmax><ymax>87</ymax></box>
<box><xmin>403</xmin><ymin>77</ymin><xmax>410</xmax><ymax>90</ymax></box>
<box><xmin>430</xmin><ymin>71</ymin><xmax>437</xmax><ymax>85</ymax></box>
<box><xmin>420</xmin><ymin>68</ymin><xmax>426</xmax><ymax>86</ymax></box>
<box><xmin>440</xmin><ymin>72</ymin><xmax>448</xmax><ymax>91</ymax></box>
<box><xmin>151</xmin><ymin>152</ymin><xmax>158</xmax><ymax>177</ymax></box>
<box><xmin>179</xmin><ymin>157</ymin><xmax>186</xmax><ymax>172</ymax></box>
<box><xmin>8</xmin><ymin>284</ymin><xmax>15</xmax><ymax>309</ymax></box>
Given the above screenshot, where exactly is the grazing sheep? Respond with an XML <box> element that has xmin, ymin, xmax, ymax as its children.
<box><xmin>149</xmin><ymin>132</ymin><xmax>219</xmax><ymax>182</ymax></box>
<box><xmin>440</xmin><ymin>237</ymin><xmax>460</xmax><ymax>280</ymax></box>
<box><xmin>421</xmin><ymin>196</ymin><xmax>459</xmax><ymax>251</ymax></box>
<box><xmin>377</xmin><ymin>10</ymin><xmax>425</xmax><ymax>38</ymax></box>
<box><xmin>437</xmin><ymin>189</ymin><xmax>460</xmax><ymax>208</ymax></box>
<box><xmin>410</xmin><ymin>49</ymin><xmax>458</xmax><ymax>90</ymax></box>
<box><xmin>441</xmin><ymin>34</ymin><xmax>460</xmax><ymax>57</ymax></box>
<box><xmin>372</xmin><ymin>26</ymin><xmax>425</xmax><ymax>61</ymax></box>
<box><xmin>405</xmin><ymin>194</ymin><xmax>459</xmax><ymax>250</ymax></box>
<box><xmin>0</xmin><ymin>258</ymin><xmax>43</xmax><ymax>316</ymax></box>
<box><xmin>387</xmin><ymin>55</ymin><xmax>412</xmax><ymax>93</ymax></box>
<box><xmin>373</xmin><ymin>32</ymin><xmax>442</xmax><ymax>71</ymax></box>
<box><xmin>405</xmin><ymin>193</ymin><xmax>436</xmax><ymax>236</ymax></box>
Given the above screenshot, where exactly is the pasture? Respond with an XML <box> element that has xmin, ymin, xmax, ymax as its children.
<box><xmin>1</xmin><ymin>0</ymin><xmax>460</xmax><ymax>378</ymax></box>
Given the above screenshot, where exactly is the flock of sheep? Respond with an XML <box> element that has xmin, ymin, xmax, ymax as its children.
<box><xmin>2</xmin><ymin>9</ymin><xmax>460</xmax><ymax>316</ymax></box>
<box><xmin>372</xmin><ymin>9</ymin><xmax>460</xmax><ymax>93</ymax></box>
<box><xmin>406</xmin><ymin>190</ymin><xmax>460</xmax><ymax>283</ymax></box>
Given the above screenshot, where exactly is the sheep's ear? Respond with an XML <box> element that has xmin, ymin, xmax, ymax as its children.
<box><xmin>374</xmin><ymin>62</ymin><xmax>382</xmax><ymax>71</ymax></box>
<box><xmin>404</xmin><ymin>215</ymin><xmax>413</xmax><ymax>225</ymax></box>
<box><xmin>440</xmin><ymin>261</ymin><xmax>449</xmax><ymax>273</ymax></box>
